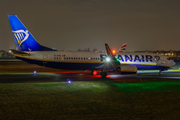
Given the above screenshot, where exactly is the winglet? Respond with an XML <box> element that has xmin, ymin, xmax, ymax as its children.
<box><xmin>10</xmin><ymin>49</ymin><xmax>30</xmax><ymax>55</ymax></box>
<box><xmin>105</xmin><ymin>43</ymin><xmax>113</xmax><ymax>56</ymax></box>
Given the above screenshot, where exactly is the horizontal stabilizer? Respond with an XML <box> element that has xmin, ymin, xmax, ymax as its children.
<box><xmin>10</xmin><ymin>49</ymin><xmax>30</xmax><ymax>55</ymax></box>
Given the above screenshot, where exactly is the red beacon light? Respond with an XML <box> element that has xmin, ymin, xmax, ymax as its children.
<box><xmin>93</xmin><ymin>70</ymin><xmax>97</xmax><ymax>75</ymax></box>
<box><xmin>112</xmin><ymin>50</ymin><xmax>116</xmax><ymax>54</ymax></box>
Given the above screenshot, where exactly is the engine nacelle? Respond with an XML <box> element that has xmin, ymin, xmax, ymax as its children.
<box><xmin>119</xmin><ymin>64</ymin><xmax>137</xmax><ymax>74</ymax></box>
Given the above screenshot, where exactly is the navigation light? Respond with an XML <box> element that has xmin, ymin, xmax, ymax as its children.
<box><xmin>93</xmin><ymin>71</ymin><xmax>97</xmax><ymax>75</ymax></box>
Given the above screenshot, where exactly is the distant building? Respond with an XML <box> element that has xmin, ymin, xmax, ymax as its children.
<box><xmin>0</xmin><ymin>50</ymin><xmax>15</xmax><ymax>58</ymax></box>
<box><xmin>134</xmin><ymin>50</ymin><xmax>180</xmax><ymax>57</ymax></box>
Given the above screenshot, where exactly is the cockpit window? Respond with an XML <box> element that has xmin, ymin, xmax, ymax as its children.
<box><xmin>167</xmin><ymin>57</ymin><xmax>171</xmax><ymax>60</ymax></box>
<box><xmin>153</xmin><ymin>56</ymin><xmax>160</xmax><ymax>61</ymax></box>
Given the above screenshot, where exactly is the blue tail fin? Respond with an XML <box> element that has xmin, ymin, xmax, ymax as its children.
<box><xmin>8</xmin><ymin>15</ymin><xmax>57</xmax><ymax>51</ymax></box>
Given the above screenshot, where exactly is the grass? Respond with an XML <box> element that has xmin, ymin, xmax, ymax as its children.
<box><xmin>1</xmin><ymin>81</ymin><xmax>180</xmax><ymax>119</ymax></box>
<box><xmin>1</xmin><ymin>61</ymin><xmax>180</xmax><ymax>119</ymax></box>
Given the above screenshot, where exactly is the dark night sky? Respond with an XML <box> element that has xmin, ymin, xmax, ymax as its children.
<box><xmin>0</xmin><ymin>0</ymin><xmax>180</xmax><ymax>51</ymax></box>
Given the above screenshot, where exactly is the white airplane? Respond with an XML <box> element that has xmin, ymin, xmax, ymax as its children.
<box><xmin>8</xmin><ymin>15</ymin><xmax>175</xmax><ymax>77</ymax></box>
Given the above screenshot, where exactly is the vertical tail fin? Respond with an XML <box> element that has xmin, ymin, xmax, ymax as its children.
<box><xmin>8</xmin><ymin>15</ymin><xmax>56</xmax><ymax>51</ymax></box>
<box><xmin>119</xmin><ymin>43</ymin><xmax>127</xmax><ymax>52</ymax></box>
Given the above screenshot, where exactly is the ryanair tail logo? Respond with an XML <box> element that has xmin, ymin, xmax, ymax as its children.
<box><xmin>12</xmin><ymin>30</ymin><xmax>29</xmax><ymax>46</ymax></box>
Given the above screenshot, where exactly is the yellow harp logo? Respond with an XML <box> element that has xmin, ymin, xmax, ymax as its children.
<box><xmin>12</xmin><ymin>30</ymin><xmax>29</xmax><ymax>46</ymax></box>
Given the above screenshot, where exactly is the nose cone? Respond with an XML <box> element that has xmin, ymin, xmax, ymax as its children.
<box><xmin>170</xmin><ymin>60</ymin><xmax>176</xmax><ymax>67</ymax></box>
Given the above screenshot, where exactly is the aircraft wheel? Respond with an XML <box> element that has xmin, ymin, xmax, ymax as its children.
<box><xmin>101</xmin><ymin>72</ymin><xmax>107</xmax><ymax>78</ymax></box>
<box><xmin>116</xmin><ymin>67</ymin><xmax>121</xmax><ymax>74</ymax></box>
<box><xmin>91</xmin><ymin>70</ymin><xmax>94</xmax><ymax>75</ymax></box>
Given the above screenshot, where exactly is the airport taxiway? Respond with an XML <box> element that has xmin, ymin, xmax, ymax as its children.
<box><xmin>0</xmin><ymin>61</ymin><xmax>180</xmax><ymax>83</ymax></box>
<box><xmin>0</xmin><ymin>70</ymin><xmax>180</xmax><ymax>83</ymax></box>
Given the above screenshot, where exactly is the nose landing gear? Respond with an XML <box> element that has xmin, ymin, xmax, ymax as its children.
<box><xmin>159</xmin><ymin>70</ymin><xmax>162</xmax><ymax>75</ymax></box>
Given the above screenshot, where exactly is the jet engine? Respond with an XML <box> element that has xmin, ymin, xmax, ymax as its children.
<box><xmin>118</xmin><ymin>64</ymin><xmax>137</xmax><ymax>74</ymax></box>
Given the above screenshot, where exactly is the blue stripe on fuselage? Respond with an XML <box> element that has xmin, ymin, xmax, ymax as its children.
<box><xmin>126</xmin><ymin>64</ymin><xmax>169</xmax><ymax>70</ymax></box>
<box><xmin>16</xmin><ymin>56</ymin><xmax>104</xmax><ymax>70</ymax></box>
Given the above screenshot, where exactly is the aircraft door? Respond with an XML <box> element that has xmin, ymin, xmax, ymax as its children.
<box><xmin>43</xmin><ymin>54</ymin><xmax>48</xmax><ymax>64</ymax></box>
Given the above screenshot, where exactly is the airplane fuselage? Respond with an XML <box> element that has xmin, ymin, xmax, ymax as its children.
<box><xmin>14</xmin><ymin>51</ymin><xmax>175</xmax><ymax>71</ymax></box>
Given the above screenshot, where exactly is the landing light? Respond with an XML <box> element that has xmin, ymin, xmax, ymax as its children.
<box><xmin>34</xmin><ymin>71</ymin><xmax>37</xmax><ymax>74</ymax></box>
<box><xmin>105</xmin><ymin>57</ymin><xmax>111</xmax><ymax>62</ymax></box>
<box><xmin>112</xmin><ymin>50</ymin><xmax>116</xmax><ymax>54</ymax></box>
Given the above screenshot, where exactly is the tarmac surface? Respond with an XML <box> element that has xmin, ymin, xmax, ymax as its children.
<box><xmin>0</xmin><ymin>61</ymin><xmax>180</xmax><ymax>83</ymax></box>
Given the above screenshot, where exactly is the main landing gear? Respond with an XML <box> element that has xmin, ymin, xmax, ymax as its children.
<box><xmin>116</xmin><ymin>67</ymin><xmax>121</xmax><ymax>74</ymax></box>
<box><xmin>101</xmin><ymin>71</ymin><xmax>107</xmax><ymax>78</ymax></box>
